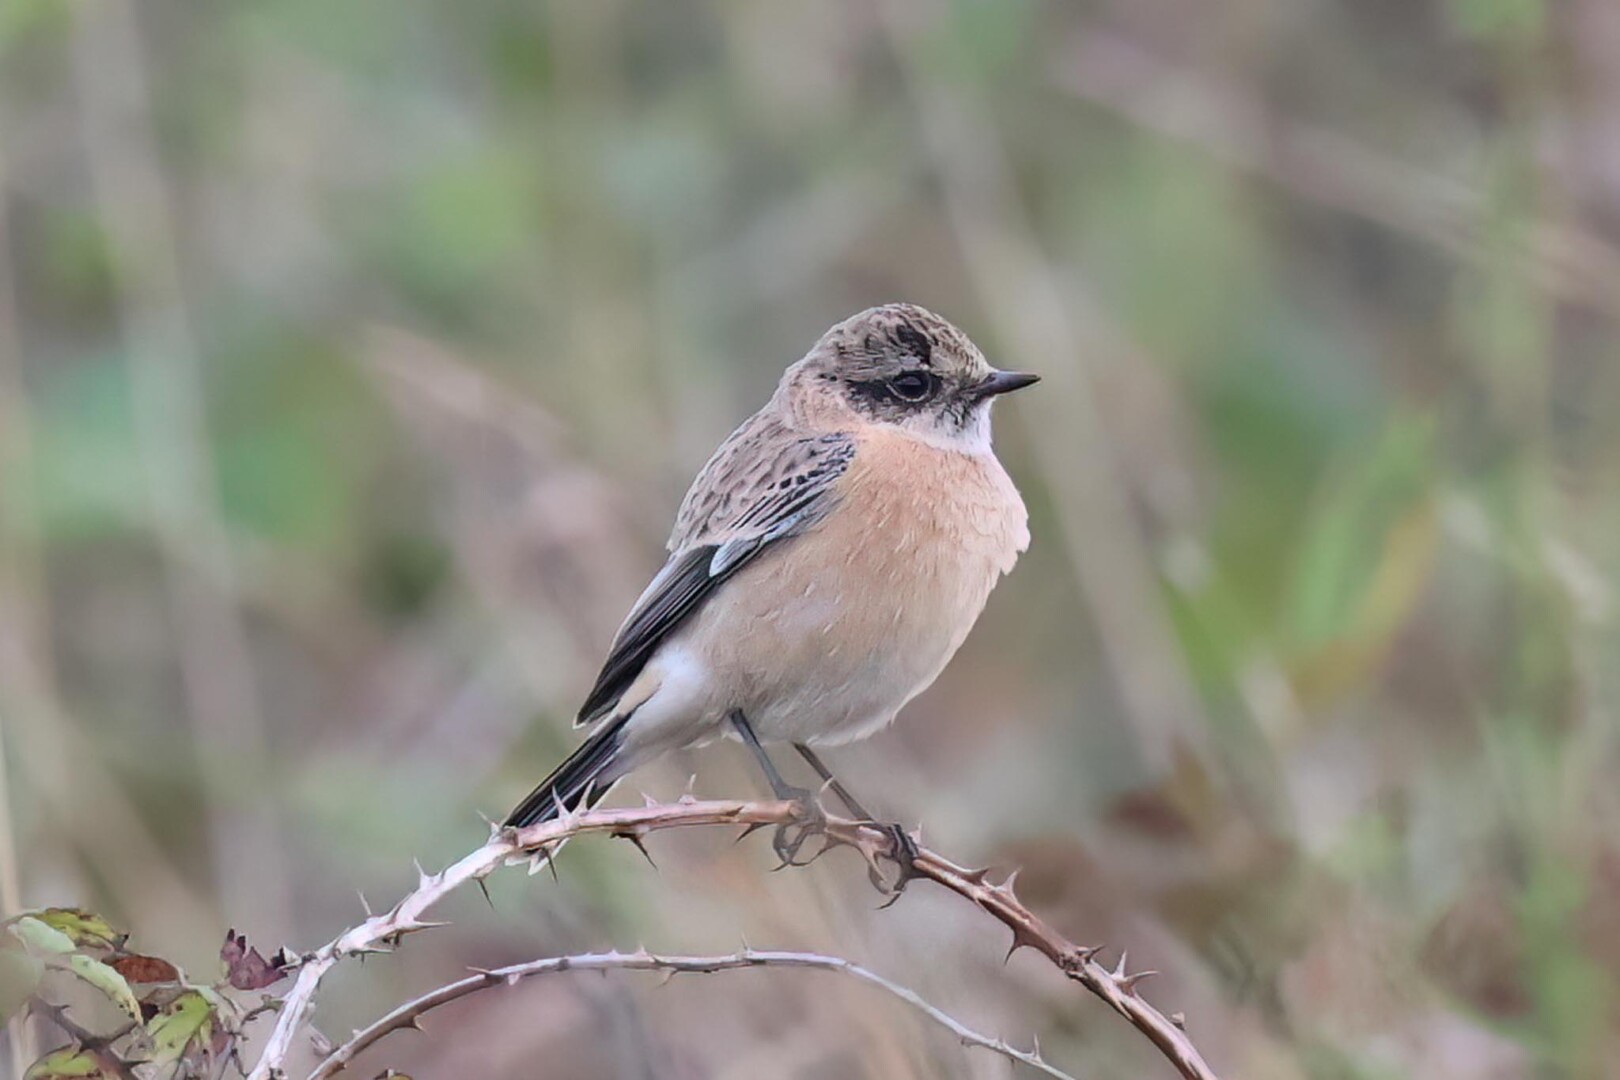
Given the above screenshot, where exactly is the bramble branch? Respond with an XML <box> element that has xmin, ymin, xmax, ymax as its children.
<box><xmin>245</xmin><ymin>796</ymin><xmax>1220</xmax><ymax>1080</ymax></box>
<box><xmin>309</xmin><ymin>947</ymin><xmax>1078</xmax><ymax>1080</ymax></box>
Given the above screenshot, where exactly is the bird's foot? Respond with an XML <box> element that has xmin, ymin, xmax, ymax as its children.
<box><xmin>867</xmin><ymin>822</ymin><xmax>922</xmax><ymax>903</ymax></box>
<box><xmin>769</xmin><ymin>786</ymin><xmax>827</xmax><ymax>869</ymax></box>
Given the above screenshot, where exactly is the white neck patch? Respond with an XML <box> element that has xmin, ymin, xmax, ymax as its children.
<box><xmin>895</xmin><ymin>405</ymin><xmax>994</xmax><ymax>455</ymax></box>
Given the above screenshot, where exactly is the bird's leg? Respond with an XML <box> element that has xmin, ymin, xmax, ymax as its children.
<box><xmin>793</xmin><ymin>743</ymin><xmax>920</xmax><ymax>897</ymax></box>
<box><xmin>729</xmin><ymin>711</ymin><xmax>824</xmax><ymax>866</ymax></box>
<box><xmin>791</xmin><ymin>742</ymin><xmax>874</xmax><ymax>818</ymax></box>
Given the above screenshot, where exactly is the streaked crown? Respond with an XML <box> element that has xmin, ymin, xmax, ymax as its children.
<box><xmin>780</xmin><ymin>303</ymin><xmax>1037</xmax><ymax>450</ymax></box>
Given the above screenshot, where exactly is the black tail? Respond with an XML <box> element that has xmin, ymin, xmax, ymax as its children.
<box><xmin>504</xmin><ymin>715</ymin><xmax>630</xmax><ymax>829</ymax></box>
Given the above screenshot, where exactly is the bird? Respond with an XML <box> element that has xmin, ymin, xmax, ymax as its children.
<box><xmin>504</xmin><ymin>303</ymin><xmax>1037</xmax><ymax>871</ymax></box>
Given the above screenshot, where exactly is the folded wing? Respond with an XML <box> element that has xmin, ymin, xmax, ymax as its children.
<box><xmin>575</xmin><ymin>420</ymin><xmax>855</xmax><ymax>725</ymax></box>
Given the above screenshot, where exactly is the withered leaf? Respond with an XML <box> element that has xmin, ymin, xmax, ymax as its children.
<box><xmin>221</xmin><ymin>929</ymin><xmax>292</xmax><ymax>991</ymax></box>
<box><xmin>7</xmin><ymin>917</ymin><xmax>75</xmax><ymax>956</ymax></box>
<box><xmin>109</xmin><ymin>953</ymin><xmax>181</xmax><ymax>984</ymax></box>
<box><xmin>64</xmin><ymin>955</ymin><xmax>141</xmax><ymax>1018</ymax></box>
<box><xmin>35</xmin><ymin>909</ymin><xmax>124</xmax><ymax>951</ymax></box>
<box><xmin>23</xmin><ymin>1045</ymin><xmax>117</xmax><ymax>1078</ymax></box>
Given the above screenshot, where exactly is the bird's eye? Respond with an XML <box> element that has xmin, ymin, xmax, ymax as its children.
<box><xmin>889</xmin><ymin>371</ymin><xmax>935</xmax><ymax>402</ymax></box>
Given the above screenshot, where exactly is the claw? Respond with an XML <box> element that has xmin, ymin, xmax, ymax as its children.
<box><xmin>765</xmin><ymin>788</ymin><xmax>828</xmax><ymax>868</ymax></box>
<box><xmin>863</xmin><ymin>822</ymin><xmax>922</xmax><ymax>901</ymax></box>
<box><xmin>771</xmin><ymin>822</ymin><xmax>813</xmax><ymax>866</ymax></box>
<box><xmin>800</xmin><ymin>834</ymin><xmax>840</xmax><ymax>866</ymax></box>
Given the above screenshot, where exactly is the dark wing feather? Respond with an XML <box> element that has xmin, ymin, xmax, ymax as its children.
<box><xmin>575</xmin><ymin>424</ymin><xmax>855</xmax><ymax>725</ymax></box>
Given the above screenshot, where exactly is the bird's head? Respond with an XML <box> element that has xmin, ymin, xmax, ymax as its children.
<box><xmin>781</xmin><ymin>303</ymin><xmax>1038</xmax><ymax>451</ymax></box>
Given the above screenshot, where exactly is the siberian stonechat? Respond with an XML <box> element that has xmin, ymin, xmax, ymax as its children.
<box><xmin>506</xmin><ymin>303</ymin><xmax>1036</xmax><ymax>857</ymax></box>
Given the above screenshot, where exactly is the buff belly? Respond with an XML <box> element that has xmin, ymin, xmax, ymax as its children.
<box><xmin>618</xmin><ymin>433</ymin><xmax>1027</xmax><ymax>757</ymax></box>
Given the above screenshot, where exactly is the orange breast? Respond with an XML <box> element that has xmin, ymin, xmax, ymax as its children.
<box><xmin>684</xmin><ymin>428</ymin><xmax>1028</xmax><ymax>741</ymax></box>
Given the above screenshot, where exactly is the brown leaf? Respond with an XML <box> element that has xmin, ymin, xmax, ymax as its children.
<box><xmin>220</xmin><ymin>929</ymin><xmax>292</xmax><ymax>991</ymax></box>
<box><xmin>110</xmin><ymin>954</ymin><xmax>180</xmax><ymax>984</ymax></box>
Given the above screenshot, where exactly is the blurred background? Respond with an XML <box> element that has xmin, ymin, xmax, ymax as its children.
<box><xmin>2</xmin><ymin>0</ymin><xmax>1619</xmax><ymax>1077</ymax></box>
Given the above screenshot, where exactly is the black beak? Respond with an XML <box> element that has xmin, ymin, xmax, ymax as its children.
<box><xmin>973</xmin><ymin>370</ymin><xmax>1041</xmax><ymax>399</ymax></box>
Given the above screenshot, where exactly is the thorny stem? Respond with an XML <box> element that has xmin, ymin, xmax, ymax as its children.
<box><xmin>243</xmin><ymin>797</ymin><xmax>1219</xmax><ymax>1080</ymax></box>
<box><xmin>308</xmin><ymin>948</ymin><xmax>1078</xmax><ymax>1080</ymax></box>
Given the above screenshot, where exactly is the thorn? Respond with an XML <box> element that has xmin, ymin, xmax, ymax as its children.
<box><xmin>999</xmin><ymin>869</ymin><xmax>1022</xmax><ymax>897</ymax></box>
<box><xmin>1171</xmin><ymin>1011</ymin><xmax>1187</xmax><ymax>1030</ymax></box>
<box><xmin>734</xmin><ymin>821</ymin><xmax>770</xmax><ymax>845</ymax></box>
<box><xmin>963</xmin><ymin>866</ymin><xmax>993</xmax><ymax>886</ymax></box>
<box><xmin>1118</xmin><ymin>969</ymin><xmax>1159</xmax><ymax>994</ymax></box>
<box><xmin>1077</xmin><ymin>944</ymin><xmax>1105</xmax><ymax>963</ymax></box>
<box><xmin>1111</xmin><ymin>951</ymin><xmax>1130</xmax><ymax>980</ymax></box>
<box><xmin>679</xmin><ymin>774</ymin><xmax>698</xmax><ymax>803</ymax></box>
<box><xmin>357</xmin><ymin>890</ymin><xmax>373</xmax><ymax>917</ymax></box>
<box><xmin>475</xmin><ymin>809</ymin><xmax>496</xmax><ymax>828</ymax></box>
<box><xmin>551</xmin><ymin>788</ymin><xmax>570</xmax><ymax>820</ymax></box>
<box><xmin>616</xmin><ymin>829</ymin><xmax>658</xmax><ymax>869</ymax></box>
<box><xmin>404</xmin><ymin>1015</ymin><xmax>424</xmax><ymax>1032</ymax></box>
<box><xmin>401</xmin><ymin>919</ymin><xmax>450</xmax><ymax>934</ymax></box>
<box><xmin>475</xmin><ymin>878</ymin><xmax>495</xmax><ymax>909</ymax></box>
<box><xmin>520</xmin><ymin>844</ymin><xmax>562</xmax><ymax>880</ymax></box>
<box><xmin>641</xmin><ymin>791</ymin><xmax>659</xmax><ymax>807</ymax></box>
<box><xmin>1003</xmin><ymin>925</ymin><xmax>1039</xmax><ymax>964</ymax></box>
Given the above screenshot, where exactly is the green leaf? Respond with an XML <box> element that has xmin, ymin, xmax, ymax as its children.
<box><xmin>7</xmin><ymin>917</ymin><xmax>77</xmax><ymax>956</ymax></box>
<box><xmin>63</xmin><ymin>955</ymin><xmax>140</xmax><ymax>1018</ymax></box>
<box><xmin>147</xmin><ymin>989</ymin><xmax>216</xmax><ymax>1065</ymax></box>
<box><xmin>23</xmin><ymin>1046</ymin><xmax>114</xmax><ymax>1079</ymax></box>
<box><xmin>35</xmin><ymin>910</ymin><xmax>123</xmax><ymax>951</ymax></box>
<box><xmin>0</xmin><ymin>948</ymin><xmax>45</xmax><ymax>1023</ymax></box>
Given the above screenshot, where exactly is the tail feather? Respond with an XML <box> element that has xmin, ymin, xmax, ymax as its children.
<box><xmin>504</xmin><ymin>715</ymin><xmax>630</xmax><ymax>829</ymax></box>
